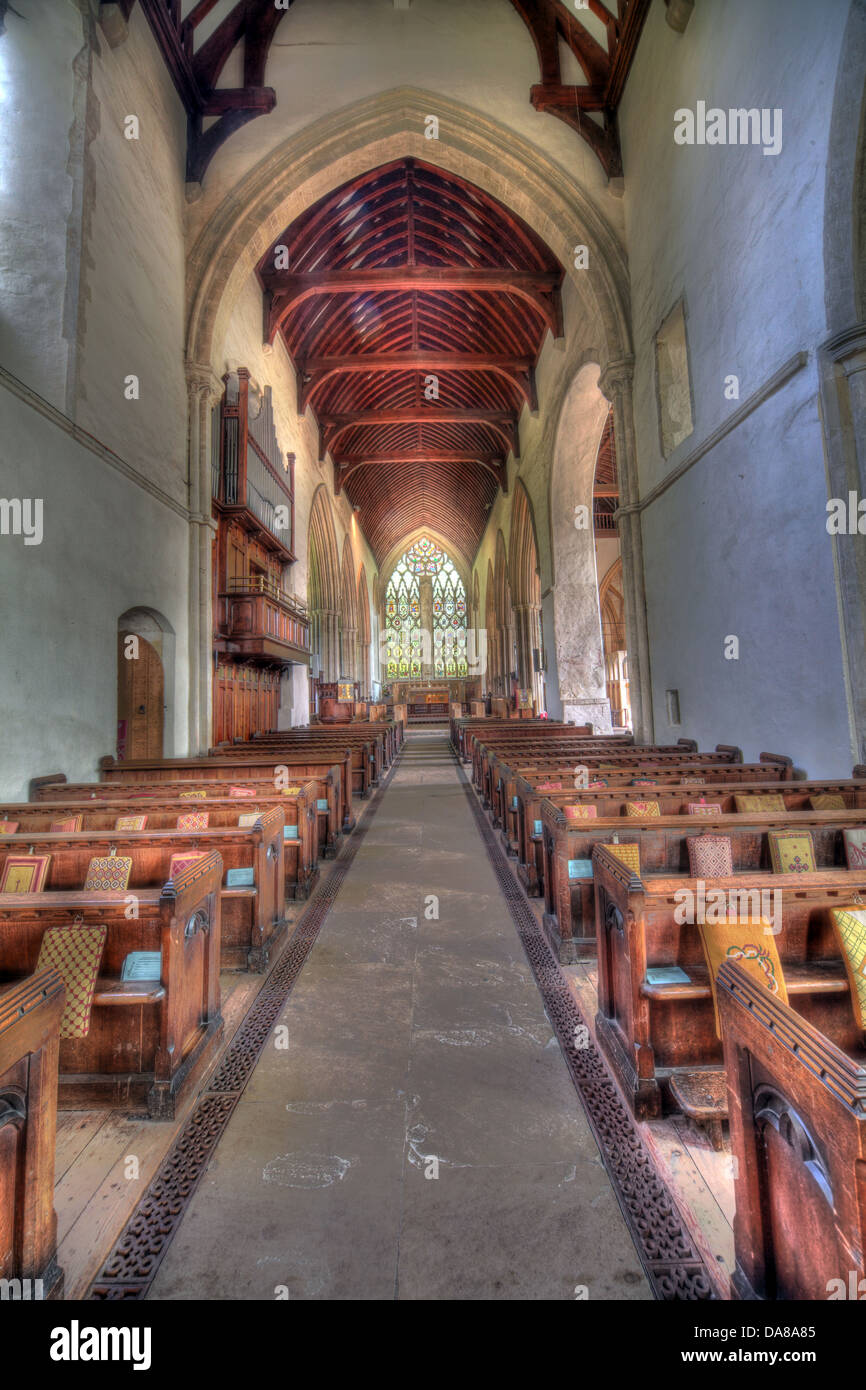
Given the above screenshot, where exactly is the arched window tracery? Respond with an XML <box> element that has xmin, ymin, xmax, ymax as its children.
<box><xmin>385</xmin><ymin>538</ymin><xmax>468</xmax><ymax>678</ymax></box>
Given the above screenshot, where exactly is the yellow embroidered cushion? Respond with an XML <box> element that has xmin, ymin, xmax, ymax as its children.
<box><xmin>698</xmin><ymin>919</ymin><xmax>788</xmax><ymax>1037</ymax></box>
<box><xmin>626</xmin><ymin>800</ymin><xmax>660</xmax><ymax>818</ymax></box>
<box><xmin>830</xmin><ymin>907</ymin><xmax>866</xmax><ymax>1029</ymax></box>
<box><xmin>810</xmin><ymin>793</ymin><xmax>846</xmax><ymax>810</ymax></box>
<box><xmin>767</xmin><ymin>830</ymin><xmax>816</xmax><ymax>874</ymax></box>
<box><xmin>734</xmin><ymin>794</ymin><xmax>786</xmax><ymax>813</ymax></box>
<box><xmin>606</xmin><ymin>842</ymin><xmax>640</xmax><ymax>874</ymax></box>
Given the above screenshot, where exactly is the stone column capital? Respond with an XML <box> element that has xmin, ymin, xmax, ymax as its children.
<box><xmin>598</xmin><ymin>355</ymin><xmax>635</xmax><ymax>403</ymax></box>
<box><xmin>185</xmin><ymin>360</ymin><xmax>223</xmax><ymax>401</ymax></box>
<box><xmin>822</xmin><ymin>322</ymin><xmax>866</xmax><ymax>377</ymax></box>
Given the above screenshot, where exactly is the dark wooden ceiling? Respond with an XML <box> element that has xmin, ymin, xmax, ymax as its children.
<box><xmin>258</xmin><ymin>159</ymin><xmax>564</xmax><ymax>567</ymax></box>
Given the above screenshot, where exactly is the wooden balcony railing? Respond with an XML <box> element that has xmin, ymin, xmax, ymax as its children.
<box><xmin>217</xmin><ymin>588</ymin><xmax>310</xmax><ymax>665</ymax></box>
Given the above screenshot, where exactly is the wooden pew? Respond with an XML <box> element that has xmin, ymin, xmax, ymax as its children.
<box><xmin>96</xmin><ymin>750</ymin><xmax>356</xmax><ymax>835</ymax></box>
<box><xmin>0</xmin><ymin>813</ymin><xmax>286</xmax><ymax>972</ymax></box>
<box><xmin>592</xmin><ymin>843</ymin><xmax>866</xmax><ymax>1125</ymax></box>
<box><xmin>0</xmin><ymin>852</ymin><xmax>224</xmax><ymax>1117</ymax></box>
<box><xmin>2</xmin><ymin>784</ymin><xmax>320</xmax><ymax>902</ymax></box>
<box><xmin>229</xmin><ymin>731</ymin><xmax>377</xmax><ymax>797</ymax></box>
<box><xmin>0</xmin><ymin>969</ymin><xmax>66</xmax><ymax>1300</ymax></box>
<box><xmin>538</xmin><ymin>795</ymin><xmax>866</xmax><ymax>961</ymax></box>
<box><xmin>719</xmin><ymin>959</ymin><xmax>866</xmax><ymax>1301</ymax></box>
<box><xmin>33</xmin><ymin>759</ymin><xmax>345</xmax><ymax>858</ymax></box>
<box><xmin>502</xmin><ymin>756</ymin><xmax>800</xmax><ymax>888</ymax></box>
<box><xmin>474</xmin><ymin>740</ymin><xmax>768</xmax><ymax>807</ymax></box>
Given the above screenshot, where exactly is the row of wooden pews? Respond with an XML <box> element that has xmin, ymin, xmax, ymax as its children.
<box><xmin>0</xmin><ymin>719</ymin><xmax>400</xmax><ymax>1296</ymax></box>
<box><xmin>457</xmin><ymin>715</ymin><xmax>866</xmax><ymax>1299</ymax></box>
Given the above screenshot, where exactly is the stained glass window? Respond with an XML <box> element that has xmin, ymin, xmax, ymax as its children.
<box><xmin>385</xmin><ymin>538</ymin><xmax>468</xmax><ymax>678</ymax></box>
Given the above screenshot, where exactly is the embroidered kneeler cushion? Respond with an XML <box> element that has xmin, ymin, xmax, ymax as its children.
<box><xmin>0</xmin><ymin>821</ymin><xmax>19</xmax><ymax>834</ymax></box>
<box><xmin>168</xmin><ymin>852</ymin><xmax>207</xmax><ymax>880</ymax></box>
<box><xmin>589</xmin><ymin>779</ymin><xmax>607</xmax><ymax>789</ymax></box>
<box><xmin>563</xmin><ymin>804</ymin><xmax>597</xmax><ymax>820</ymax></box>
<box><xmin>626</xmin><ymin>800</ymin><xmax>660</xmax><ymax>817</ymax></box>
<box><xmin>810</xmin><ymin>793</ymin><xmax>846</xmax><ymax>811</ymax></box>
<box><xmin>687</xmin><ymin>802</ymin><xmax>723</xmax><ymax>816</ymax></box>
<box><xmin>687</xmin><ymin>835</ymin><xmax>733</xmax><ymax>877</ymax></box>
<box><xmin>115</xmin><ymin>814</ymin><xmax>147</xmax><ymax>831</ymax></box>
<box><xmin>606</xmin><ymin>842</ymin><xmax>640</xmax><ymax>874</ymax></box>
<box><xmin>843</xmin><ymin>828</ymin><xmax>866</xmax><ymax>870</ymax></box>
<box><xmin>734</xmin><ymin>794</ymin><xmax>786</xmax><ymax>813</ymax></box>
<box><xmin>0</xmin><ymin>854</ymin><xmax>51</xmax><ymax>893</ymax></box>
<box><xmin>829</xmin><ymin>907</ymin><xmax>866</xmax><ymax>1029</ymax></box>
<box><xmin>177</xmin><ymin>811</ymin><xmax>209</xmax><ymax>831</ymax></box>
<box><xmin>680</xmin><ymin>777</ymin><xmax>706</xmax><ymax>785</ymax></box>
<box><xmin>630</xmin><ymin>779</ymin><xmax>657</xmax><ymax>787</ymax></box>
<box><xmin>36</xmin><ymin>923</ymin><xmax>106</xmax><ymax>1039</ymax></box>
<box><xmin>83</xmin><ymin>855</ymin><xmax>133</xmax><ymax>893</ymax></box>
<box><xmin>536</xmin><ymin>781</ymin><xmax>563</xmax><ymax>791</ymax></box>
<box><xmin>698</xmin><ymin>920</ymin><xmax>788</xmax><ymax>1037</ymax></box>
<box><xmin>281</xmin><ymin>787</ymin><xmax>302</xmax><ymax>796</ymax></box>
<box><xmin>229</xmin><ymin>786</ymin><xmax>256</xmax><ymax>798</ymax></box>
<box><xmin>179</xmin><ymin>789</ymin><xmax>208</xmax><ymax>799</ymax></box>
<box><xmin>238</xmin><ymin>812</ymin><xmax>263</xmax><ymax>827</ymax></box>
<box><xmin>768</xmin><ymin>829</ymin><xmax>816</xmax><ymax>874</ymax></box>
<box><xmin>50</xmin><ymin>815</ymin><xmax>83</xmax><ymax>833</ymax></box>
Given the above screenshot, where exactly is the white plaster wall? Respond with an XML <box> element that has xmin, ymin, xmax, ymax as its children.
<box><xmin>620</xmin><ymin>0</ymin><xmax>854</xmax><ymax>774</ymax></box>
<box><xmin>74</xmin><ymin>5</ymin><xmax>189</xmax><ymax>502</ymax></box>
<box><xmin>0</xmin><ymin>0</ymin><xmax>83</xmax><ymax>409</ymax></box>
<box><xmin>0</xmin><ymin>380</ymin><xmax>190</xmax><ymax>800</ymax></box>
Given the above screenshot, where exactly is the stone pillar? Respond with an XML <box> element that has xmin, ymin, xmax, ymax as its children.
<box><xmin>342</xmin><ymin>626</ymin><xmax>357</xmax><ymax>681</ymax></box>
<box><xmin>419</xmin><ymin>575</ymin><xmax>434</xmax><ymax>679</ymax></box>
<box><xmin>819</xmin><ymin>323</ymin><xmax>866</xmax><ymax>762</ymax></box>
<box><xmin>599</xmin><ymin>357</ymin><xmax>654</xmax><ymax>742</ymax></box>
<box><xmin>186</xmin><ymin>364</ymin><xmax>221</xmax><ymax>755</ymax></box>
<box><xmin>316</xmin><ymin>609</ymin><xmax>340</xmax><ymax>683</ymax></box>
<box><xmin>512</xmin><ymin>603</ymin><xmax>540</xmax><ymax>695</ymax></box>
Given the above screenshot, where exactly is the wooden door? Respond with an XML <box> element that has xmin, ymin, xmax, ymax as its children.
<box><xmin>117</xmin><ymin>632</ymin><xmax>164</xmax><ymax>760</ymax></box>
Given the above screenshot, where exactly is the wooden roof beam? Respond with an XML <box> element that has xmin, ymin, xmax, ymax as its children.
<box><xmin>297</xmin><ymin>353</ymin><xmax>537</xmax><ymax>413</ymax></box>
<box><xmin>320</xmin><ymin>408</ymin><xmax>520</xmax><ymax>462</ymax></box>
<box><xmin>262</xmin><ymin>268</ymin><xmax>563</xmax><ymax>341</ymax></box>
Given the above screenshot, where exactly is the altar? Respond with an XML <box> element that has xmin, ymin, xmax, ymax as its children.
<box><xmin>387</xmin><ymin>678</ymin><xmax>480</xmax><ymax>723</ymax></box>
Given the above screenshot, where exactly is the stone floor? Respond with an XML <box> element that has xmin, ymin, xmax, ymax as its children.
<box><xmin>148</xmin><ymin>731</ymin><xmax>651</xmax><ymax>1301</ymax></box>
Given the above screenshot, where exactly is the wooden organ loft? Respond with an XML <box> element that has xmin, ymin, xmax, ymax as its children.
<box><xmin>211</xmin><ymin>369</ymin><xmax>310</xmax><ymax>744</ymax></box>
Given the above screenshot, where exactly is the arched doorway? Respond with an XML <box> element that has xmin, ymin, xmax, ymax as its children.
<box><xmin>116</xmin><ymin>609</ymin><xmax>172</xmax><ymax>760</ymax></box>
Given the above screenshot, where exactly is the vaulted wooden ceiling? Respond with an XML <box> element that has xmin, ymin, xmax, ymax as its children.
<box><xmin>257</xmin><ymin>159</ymin><xmax>564</xmax><ymax>567</ymax></box>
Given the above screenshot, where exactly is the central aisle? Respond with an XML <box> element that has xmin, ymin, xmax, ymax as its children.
<box><xmin>149</xmin><ymin>731</ymin><xmax>650</xmax><ymax>1300</ymax></box>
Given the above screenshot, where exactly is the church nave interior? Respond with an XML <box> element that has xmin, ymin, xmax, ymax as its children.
<box><xmin>1</xmin><ymin>0</ymin><xmax>866</xmax><ymax>1350</ymax></box>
